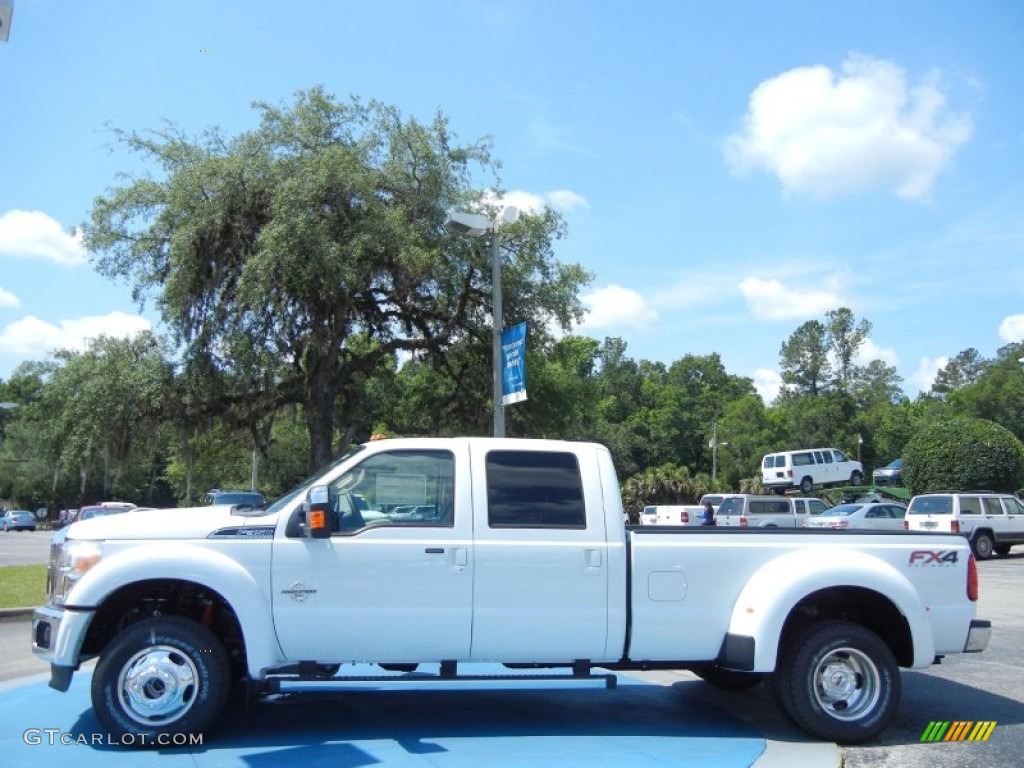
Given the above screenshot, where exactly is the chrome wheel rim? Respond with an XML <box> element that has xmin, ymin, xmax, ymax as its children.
<box><xmin>812</xmin><ymin>646</ymin><xmax>880</xmax><ymax>721</ymax></box>
<box><xmin>117</xmin><ymin>644</ymin><xmax>199</xmax><ymax>725</ymax></box>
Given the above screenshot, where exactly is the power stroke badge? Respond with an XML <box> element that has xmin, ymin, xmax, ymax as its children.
<box><xmin>281</xmin><ymin>582</ymin><xmax>317</xmax><ymax>602</ymax></box>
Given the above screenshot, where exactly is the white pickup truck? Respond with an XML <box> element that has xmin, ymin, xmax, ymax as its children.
<box><xmin>32</xmin><ymin>438</ymin><xmax>989</xmax><ymax>746</ymax></box>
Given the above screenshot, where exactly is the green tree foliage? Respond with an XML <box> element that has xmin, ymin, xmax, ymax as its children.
<box><xmin>825</xmin><ymin>307</ymin><xmax>871</xmax><ymax>391</ymax></box>
<box><xmin>619</xmin><ymin>463</ymin><xmax>717</xmax><ymax>521</ymax></box>
<box><xmin>947</xmin><ymin>343</ymin><xmax>1024</xmax><ymax>442</ymax></box>
<box><xmin>931</xmin><ymin>348</ymin><xmax>988</xmax><ymax>396</ymax></box>
<box><xmin>0</xmin><ymin>335</ymin><xmax>175</xmax><ymax>512</ymax></box>
<box><xmin>85</xmin><ymin>87</ymin><xmax>589</xmax><ymax>471</ymax></box>
<box><xmin>902</xmin><ymin>416</ymin><xmax>1024</xmax><ymax>494</ymax></box>
<box><xmin>779</xmin><ymin>320</ymin><xmax>830</xmax><ymax>396</ymax></box>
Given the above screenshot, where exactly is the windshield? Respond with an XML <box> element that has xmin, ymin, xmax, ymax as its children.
<box><xmin>263</xmin><ymin>446</ymin><xmax>365</xmax><ymax>514</ymax></box>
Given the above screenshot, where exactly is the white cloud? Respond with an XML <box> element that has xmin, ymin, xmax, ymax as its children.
<box><xmin>0</xmin><ymin>210</ymin><xmax>88</xmax><ymax>266</ymax></box>
<box><xmin>753</xmin><ymin>368</ymin><xmax>782</xmax><ymax>403</ymax></box>
<box><xmin>855</xmin><ymin>338</ymin><xmax>899</xmax><ymax>367</ymax></box>
<box><xmin>0</xmin><ymin>312</ymin><xmax>151</xmax><ymax>358</ymax></box>
<box><xmin>910</xmin><ymin>355</ymin><xmax>948</xmax><ymax>394</ymax></box>
<box><xmin>738</xmin><ymin>277</ymin><xmax>842</xmax><ymax>320</ymax></box>
<box><xmin>725</xmin><ymin>54</ymin><xmax>972</xmax><ymax>200</ymax></box>
<box><xmin>544</xmin><ymin>189</ymin><xmax>590</xmax><ymax>213</ymax></box>
<box><xmin>484</xmin><ymin>189</ymin><xmax>589</xmax><ymax>216</ymax></box>
<box><xmin>998</xmin><ymin>314</ymin><xmax>1024</xmax><ymax>343</ymax></box>
<box><xmin>0</xmin><ymin>287</ymin><xmax>19</xmax><ymax>308</ymax></box>
<box><xmin>578</xmin><ymin>284</ymin><xmax>659</xmax><ymax>331</ymax></box>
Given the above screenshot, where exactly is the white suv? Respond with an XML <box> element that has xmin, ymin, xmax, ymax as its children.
<box><xmin>715</xmin><ymin>494</ymin><xmax>829</xmax><ymax>528</ymax></box>
<box><xmin>761</xmin><ymin>448</ymin><xmax>864</xmax><ymax>495</ymax></box>
<box><xmin>904</xmin><ymin>492</ymin><xmax>1024</xmax><ymax>560</ymax></box>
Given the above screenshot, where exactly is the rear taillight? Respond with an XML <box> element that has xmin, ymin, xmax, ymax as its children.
<box><xmin>967</xmin><ymin>554</ymin><xmax>979</xmax><ymax>601</ymax></box>
<box><xmin>951</xmin><ymin>520</ymin><xmax>960</xmax><ymax>534</ymax></box>
<box><xmin>740</xmin><ymin>516</ymin><xmax>748</xmax><ymax>528</ymax></box>
<box><xmin>681</xmin><ymin>512</ymin><xmax>689</xmax><ymax>523</ymax></box>
<box><xmin>833</xmin><ymin>521</ymin><xmax>848</xmax><ymax>529</ymax></box>
<box><xmin>786</xmin><ymin>470</ymin><xmax>793</xmax><ymax>478</ymax></box>
<box><xmin>903</xmin><ymin>520</ymin><xmax>909</xmax><ymax>530</ymax></box>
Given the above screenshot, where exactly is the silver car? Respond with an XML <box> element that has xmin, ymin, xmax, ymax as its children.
<box><xmin>802</xmin><ymin>502</ymin><xmax>906</xmax><ymax>531</ymax></box>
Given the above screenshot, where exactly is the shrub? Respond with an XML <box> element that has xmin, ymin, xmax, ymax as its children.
<box><xmin>903</xmin><ymin>417</ymin><xmax>1024</xmax><ymax>495</ymax></box>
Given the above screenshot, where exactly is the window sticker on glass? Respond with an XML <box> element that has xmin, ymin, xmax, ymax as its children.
<box><xmin>375</xmin><ymin>474</ymin><xmax>428</xmax><ymax>505</ymax></box>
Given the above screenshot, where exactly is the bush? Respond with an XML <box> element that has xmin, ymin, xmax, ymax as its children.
<box><xmin>903</xmin><ymin>417</ymin><xmax>1024</xmax><ymax>494</ymax></box>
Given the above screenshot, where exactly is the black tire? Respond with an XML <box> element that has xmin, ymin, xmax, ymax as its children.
<box><xmin>971</xmin><ymin>532</ymin><xmax>995</xmax><ymax>561</ymax></box>
<box><xmin>850</xmin><ymin>471</ymin><xmax>864</xmax><ymax>487</ymax></box>
<box><xmin>693</xmin><ymin>665</ymin><xmax>764</xmax><ymax>691</ymax></box>
<box><xmin>771</xmin><ymin>620</ymin><xmax>899</xmax><ymax>744</ymax></box>
<box><xmin>800</xmin><ymin>477</ymin><xmax>814</xmax><ymax>494</ymax></box>
<box><xmin>91</xmin><ymin>616</ymin><xmax>231</xmax><ymax>747</ymax></box>
<box><xmin>995</xmin><ymin>544</ymin><xmax>1012</xmax><ymax>557</ymax></box>
<box><xmin>773</xmin><ymin>487</ymin><xmax>787</xmax><ymax>496</ymax></box>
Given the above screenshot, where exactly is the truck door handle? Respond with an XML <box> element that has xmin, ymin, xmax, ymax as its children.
<box><xmin>586</xmin><ymin>548</ymin><xmax>602</xmax><ymax>567</ymax></box>
<box><xmin>453</xmin><ymin>547</ymin><xmax>468</xmax><ymax>566</ymax></box>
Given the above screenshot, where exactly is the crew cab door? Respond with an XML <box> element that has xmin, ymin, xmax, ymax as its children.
<box><xmin>468</xmin><ymin>445</ymin><xmax>611</xmax><ymax>661</ymax></box>
<box><xmin>272</xmin><ymin>445</ymin><xmax>472</xmax><ymax>662</ymax></box>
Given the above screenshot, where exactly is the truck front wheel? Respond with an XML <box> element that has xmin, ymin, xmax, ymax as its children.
<box><xmin>91</xmin><ymin>616</ymin><xmax>231</xmax><ymax>746</ymax></box>
<box><xmin>771</xmin><ymin>621</ymin><xmax>899</xmax><ymax>743</ymax></box>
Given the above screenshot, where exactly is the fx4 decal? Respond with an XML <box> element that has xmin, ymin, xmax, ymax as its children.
<box><xmin>909</xmin><ymin>550</ymin><xmax>959</xmax><ymax>565</ymax></box>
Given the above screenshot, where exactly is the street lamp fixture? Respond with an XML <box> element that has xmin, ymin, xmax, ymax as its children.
<box><xmin>446</xmin><ymin>207</ymin><xmax>518</xmax><ymax>437</ymax></box>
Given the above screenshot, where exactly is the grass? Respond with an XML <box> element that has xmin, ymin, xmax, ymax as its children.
<box><xmin>0</xmin><ymin>564</ymin><xmax>47</xmax><ymax>609</ymax></box>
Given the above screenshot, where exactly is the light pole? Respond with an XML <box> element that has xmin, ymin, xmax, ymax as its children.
<box><xmin>446</xmin><ymin>207</ymin><xmax>518</xmax><ymax>438</ymax></box>
<box><xmin>709</xmin><ymin>422</ymin><xmax>728</xmax><ymax>482</ymax></box>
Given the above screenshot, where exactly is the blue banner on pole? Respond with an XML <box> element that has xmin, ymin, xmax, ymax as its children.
<box><xmin>501</xmin><ymin>322</ymin><xmax>527</xmax><ymax>405</ymax></box>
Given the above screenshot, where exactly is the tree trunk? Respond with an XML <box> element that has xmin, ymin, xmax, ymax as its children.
<box><xmin>305</xmin><ymin>367</ymin><xmax>339</xmax><ymax>473</ymax></box>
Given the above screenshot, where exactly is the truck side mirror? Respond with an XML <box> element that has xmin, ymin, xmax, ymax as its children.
<box><xmin>304</xmin><ymin>485</ymin><xmax>332</xmax><ymax>539</ymax></box>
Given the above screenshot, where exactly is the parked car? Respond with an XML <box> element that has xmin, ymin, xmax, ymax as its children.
<box><xmin>67</xmin><ymin>502</ymin><xmax>137</xmax><ymax>525</ymax></box>
<box><xmin>1</xmin><ymin>509</ymin><xmax>36</xmax><ymax>531</ymax></box>
<box><xmin>715</xmin><ymin>494</ymin><xmax>829</xmax><ymax>528</ymax></box>
<box><xmin>904</xmin><ymin>491</ymin><xmax>1024</xmax><ymax>560</ymax></box>
<box><xmin>802</xmin><ymin>502</ymin><xmax>907</xmax><ymax>531</ymax></box>
<box><xmin>872</xmin><ymin>459</ymin><xmax>904</xmax><ymax>487</ymax></box>
<box><xmin>761</xmin><ymin>447</ymin><xmax>864</xmax><ymax>494</ymax></box>
<box><xmin>199</xmin><ymin>489</ymin><xmax>266</xmax><ymax>509</ymax></box>
<box><xmin>638</xmin><ymin>505</ymin><xmax>707</xmax><ymax>526</ymax></box>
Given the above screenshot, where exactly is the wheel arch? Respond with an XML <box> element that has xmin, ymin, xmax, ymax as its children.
<box><xmin>67</xmin><ymin>546</ymin><xmax>283</xmax><ymax>679</ymax></box>
<box><xmin>723</xmin><ymin>549</ymin><xmax>931</xmax><ymax>672</ymax></box>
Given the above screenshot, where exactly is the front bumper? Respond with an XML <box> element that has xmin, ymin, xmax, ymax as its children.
<box><xmin>964</xmin><ymin>619</ymin><xmax>991</xmax><ymax>653</ymax></box>
<box><xmin>31</xmin><ymin>604</ymin><xmax>95</xmax><ymax>691</ymax></box>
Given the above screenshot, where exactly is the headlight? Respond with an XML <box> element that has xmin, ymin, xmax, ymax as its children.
<box><xmin>50</xmin><ymin>540</ymin><xmax>104</xmax><ymax>606</ymax></box>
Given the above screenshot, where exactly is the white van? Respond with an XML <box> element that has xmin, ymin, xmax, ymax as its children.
<box><xmin>761</xmin><ymin>448</ymin><xmax>864</xmax><ymax>494</ymax></box>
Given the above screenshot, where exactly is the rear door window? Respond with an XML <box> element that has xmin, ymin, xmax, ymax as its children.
<box><xmin>959</xmin><ymin>497</ymin><xmax>982</xmax><ymax>515</ymax></box>
<box><xmin>486</xmin><ymin>450</ymin><xmax>586</xmax><ymax>528</ymax></box>
<box><xmin>982</xmin><ymin>497</ymin><xmax>1004</xmax><ymax>516</ymax></box>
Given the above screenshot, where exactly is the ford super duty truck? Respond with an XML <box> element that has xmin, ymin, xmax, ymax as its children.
<box><xmin>32</xmin><ymin>438</ymin><xmax>990</xmax><ymax>746</ymax></box>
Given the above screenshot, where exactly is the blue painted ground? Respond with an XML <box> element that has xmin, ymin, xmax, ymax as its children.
<box><xmin>1</xmin><ymin>665</ymin><xmax>765</xmax><ymax>767</ymax></box>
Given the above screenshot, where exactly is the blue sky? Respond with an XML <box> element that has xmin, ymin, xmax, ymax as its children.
<box><xmin>1</xmin><ymin>0</ymin><xmax>1022</xmax><ymax>402</ymax></box>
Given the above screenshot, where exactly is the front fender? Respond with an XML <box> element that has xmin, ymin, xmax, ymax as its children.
<box><xmin>66</xmin><ymin>543</ymin><xmax>283</xmax><ymax>677</ymax></box>
<box><xmin>725</xmin><ymin>548</ymin><xmax>935</xmax><ymax>671</ymax></box>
